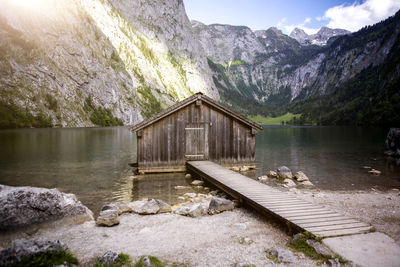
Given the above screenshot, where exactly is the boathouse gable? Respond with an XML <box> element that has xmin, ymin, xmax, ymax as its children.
<box><xmin>131</xmin><ymin>93</ymin><xmax>263</xmax><ymax>173</ymax></box>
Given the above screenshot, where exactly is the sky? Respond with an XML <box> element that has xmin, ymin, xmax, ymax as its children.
<box><xmin>183</xmin><ymin>0</ymin><xmax>400</xmax><ymax>34</ymax></box>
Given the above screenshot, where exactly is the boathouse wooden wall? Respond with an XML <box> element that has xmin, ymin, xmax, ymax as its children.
<box><xmin>137</xmin><ymin>101</ymin><xmax>256</xmax><ymax>172</ymax></box>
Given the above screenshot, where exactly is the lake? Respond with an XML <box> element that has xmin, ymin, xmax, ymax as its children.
<box><xmin>0</xmin><ymin>126</ymin><xmax>399</xmax><ymax>214</ymax></box>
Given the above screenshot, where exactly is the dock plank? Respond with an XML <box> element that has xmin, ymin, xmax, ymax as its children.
<box><xmin>187</xmin><ymin>161</ymin><xmax>372</xmax><ymax>238</ymax></box>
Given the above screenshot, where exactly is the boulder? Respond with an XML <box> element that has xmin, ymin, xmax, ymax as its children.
<box><xmin>96</xmin><ymin>209</ymin><xmax>119</xmax><ymax>226</ymax></box>
<box><xmin>368</xmin><ymin>169</ymin><xmax>382</xmax><ymax>175</ymax></box>
<box><xmin>208</xmin><ymin>196</ymin><xmax>235</xmax><ymax>214</ymax></box>
<box><xmin>266</xmin><ymin>248</ymin><xmax>297</xmax><ymax>263</ymax></box>
<box><xmin>277</xmin><ymin>166</ymin><xmax>293</xmax><ymax>179</ymax></box>
<box><xmin>174</xmin><ymin>202</ymin><xmax>208</xmax><ymax>217</ymax></box>
<box><xmin>306</xmin><ymin>240</ymin><xmax>332</xmax><ymax>257</ymax></box>
<box><xmin>127</xmin><ymin>199</ymin><xmax>171</xmax><ymax>215</ymax></box>
<box><xmin>384</xmin><ymin>128</ymin><xmax>400</xmax><ymax>157</ymax></box>
<box><xmin>154</xmin><ymin>199</ymin><xmax>172</xmax><ymax>213</ymax></box>
<box><xmin>283</xmin><ymin>179</ymin><xmax>296</xmax><ymax>187</ymax></box>
<box><xmin>185</xmin><ymin>173</ymin><xmax>192</xmax><ymax>179</ymax></box>
<box><xmin>294</xmin><ymin>171</ymin><xmax>309</xmax><ymax>182</ymax></box>
<box><xmin>267</xmin><ymin>170</ymin><xmax>278</xmax><ymax>178</ymax></box>
<box><xmin>191</xmin><ymin>180</ymin><xmax>204</xmax><ymax>186</ymax></box>
<box><xmin>0</xmin><ymin>240</ymin><xmax>67</xmax><ymax>267</ymax></box>
<box><xmin>239</xmin><ymin>166</ymin><xmax>249</xmax><ymax>172</ymax></box>
<box><xmin>0</xmin><ymin>185</ymin><xmax>93</xmax><ymax>232</ymax></box>
<box><xmin>101</xmin><ymin>202</ymin><xmax>132</xmax><ymax>215</ymax></box>
<box><xmin>300</xmin><ymin>180</ymin><xmax>314</xmax><ymax>187</ymax></box>
<box><xmin>127</xmin><ymin>199</ymin><xmax>148</xmax><ymax>213</ymax></box>
<box><xmin>139</xmin><ymin>199</ymin><xmax>161</xmax><ymax>214</ymax></box>
<box><xmin>96</xmin><ymin>251</ymin><xmax>120</xmax><ymax>267</ymax></box>
<box><xmin>257</xmin><ymin>176</ymin><xmax>268</xmax><ymax>182</ymax></box>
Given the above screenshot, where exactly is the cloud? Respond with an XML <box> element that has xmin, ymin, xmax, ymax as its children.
<box><xmin>323</xmin><ymin>0</ymin><xmax>400</xmax><ymax>32</ymax></box>
<box><xmin>277</xmin><ymin>17</ymin><xmax>319</xmax><ymax>35</ymax></box>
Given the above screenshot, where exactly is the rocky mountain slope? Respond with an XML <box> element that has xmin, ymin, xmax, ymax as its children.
<box><xmin>290</xmin><ymin>27</ymin><xmax>350</xmax><ymax>46</ymax></box>
<box><xmin>0</xmin><ymin>0</ymin><xmax>218</xmax><ymax>128</ymax></box>
<box><xmin>193</xmin><ymin>11</ymin><xmax>400</xmax><ymax>124</ymax></box>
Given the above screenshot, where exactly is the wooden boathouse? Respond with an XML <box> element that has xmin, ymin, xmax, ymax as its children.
<box><xmin>130</xmin><ymin>92</ymin><xmax>263</xmax><ymax>174</ymax></box>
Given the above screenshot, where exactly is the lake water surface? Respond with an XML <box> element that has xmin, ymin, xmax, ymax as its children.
<box><xmin>1</xmin><ymin>126</ymin><xmax>399</xmax><ymax>214</ymax></box>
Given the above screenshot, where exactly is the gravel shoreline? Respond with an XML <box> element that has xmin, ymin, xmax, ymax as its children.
<box><xmin>9</xmin><ymin>188</ymin><xmax>400</xmax><ymax>266</ymax></box>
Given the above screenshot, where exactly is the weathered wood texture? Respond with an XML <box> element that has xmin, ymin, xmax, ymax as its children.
<box><xmin>187</xmin><ymin>161</ymin><xmax>373</xmax><ymax>238</ymax></box>
<box><xmin>137</xmin><ymin>101</ymin><xmax>256</xmax><ymax>170</ymax></box>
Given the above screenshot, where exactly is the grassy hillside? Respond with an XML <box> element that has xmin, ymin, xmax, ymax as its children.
<box><xmin>248</xmin><ymin>113</ymin><xmax>301</xmax><ymax>125</ymax></box>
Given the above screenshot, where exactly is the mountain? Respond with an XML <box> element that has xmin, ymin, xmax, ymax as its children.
<box><xmin>193</xmin><ymin>11</ymin><xmax>400</xmax><ymax>125</ymax></box>
<box><xmin>0</xmin><ymin>0</ymin><xmax>218</xmax><ymax>128</ymax></box>
<box><xmin>1</xmin><ymin>0</ymin><xmax>399</xmax><ymax>128</ymax></box>
<box><xmin>290</xmin><ymin>27</ymin><xmax>350</xmax><ymax>46</ymax></box>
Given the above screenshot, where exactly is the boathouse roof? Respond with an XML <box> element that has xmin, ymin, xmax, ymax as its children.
<box><xmin>130</xmin><ymin>92</ymin><xmax>263</xmax><ymax>132</ymax></box>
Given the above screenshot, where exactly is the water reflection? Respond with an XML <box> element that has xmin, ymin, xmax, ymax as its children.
<box><xmin>254</xmin><ymin>126</ymin><xmax>400</xmax><ymax>190</ymax></box>
<box><xmin>1</xmin><ymin>126</ymin><xmax>399</xmax><ymax>215</ymax></box>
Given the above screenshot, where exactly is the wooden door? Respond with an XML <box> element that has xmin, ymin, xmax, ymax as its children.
<box><xmin>185</xmin><ymin>123</ymin><xmax>208</xmax><ymax>160</ymax></box>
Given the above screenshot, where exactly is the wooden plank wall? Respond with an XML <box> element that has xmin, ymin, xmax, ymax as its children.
<box><xmin>138</xmin><ymin>102</ymin><xmax>255</xmax><ymax>169</ymax></box>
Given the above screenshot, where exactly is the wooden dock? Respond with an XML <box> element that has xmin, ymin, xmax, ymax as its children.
<box><xmin>187</xmin><ymin>161</ymin><xmax>373</xmax><ymax>238</ymax></box>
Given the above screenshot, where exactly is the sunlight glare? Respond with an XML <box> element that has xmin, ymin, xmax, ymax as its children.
<box><xmin>10</xmin><ymin>0</ymin><xmax>50</xmax><ymax>9</ymax></box>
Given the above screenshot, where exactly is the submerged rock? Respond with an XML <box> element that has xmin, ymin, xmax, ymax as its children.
<box><xmin>267</xmin><ymin>170</ymin><xmax>278</xmax><ymax>178</ymax></box>
<box><xmin>191</xmin><ymin>180</ymin><xmax>204</xmax><ymax>186</ymax></box>
<box><xmin>96</xmin><ymin>209</ymin><xmax>120</xmax><ymax>227</ymax></box>
<box><xmin>384</xmin><ymin>128</ymin><xmax>400</xmax><ymax>157</ymax></box>
<box><xmin>300</xmin><ymin>180</ymin><xmax>314</xmax><ymax>187</ymax></box>
<box><xmin>257</xmin><ymin>175</ymin><xmax>268</xmax><ymax>182</ymax></box>
<box><xmin>0</xmin><ymin>185</ymin><xmax>93</xmax><ymax>232</ymax></box>
<box><xmin>368</xmin><ymin>169</ymin><xmax>382</xmax><ymax>175</ymax></box>
<box><xmin>294</xmin><ymin>171</ymin><xmax>309</xmax><ymax>182</ymax></box>
<box><xmin>277</xmin><ymin>166</ymin><xmax>293</xmax><ymax>179</ymax></box>
<box><xmin>231</xmin><ymin>166</ymin><xmax>240</xmax><ymax>172</ymax></box>
<box><xmin>208</xmin><ymin>196</ymin><xmax>235</xmax><ymax>214</ymax></box>
<box><xmin>239</xmin><ymin>166</ymin><xmax>249</xmax><ymax>172</ymax></box>
<box><xmin>0</xmin><ymin>240</ymin><xmax>67</xmax><ymax>266</ymax></box>
<box><xmin>283</xmin><ymin>179</ymin><xmax>296</xmax><ymax>187</ymax></box>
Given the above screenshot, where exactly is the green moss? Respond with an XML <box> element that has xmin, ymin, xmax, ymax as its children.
<box><xmin>83</xmin><ymin>97</ymin><xmax>123</xmax><ymax>127</ymax></box>
<box><xmin>248</xmin><ymin>113</ymin><xmax>301</xmax><ymax>125</ymax></box>
<box><xmin>0</xmin><ymin>100</ymin><xmax>53</xmax><ymax>129</ymax></box>
<box><xmin>134</xmin><ymin>256</ymin><xmax>166</xmax><ymax>267</ymax></box>
<box><xmin>168</xmin><ymin>52</ymin><xmax>187</xmax><ymax>84</ymax></box>
<box><xmin>137</xmin><ymin>36</ymin><xmax>158</xmax><ymax>65</ymax></box>
<box><xmin>11</xmin><ymin>250</ymin><xmax>78</xmax><ymax>267</ymax></box>
<box><xmin>137</xmin><ymin>86</ymin><xmax>163</xmax><ymax>118</ymax></box>
<box><xmin>44</xmin><ymin>93</ymin><xmax>58</xmax><ymax>111</ymax></box>
<box><xmin>287</xmin><ymin>232</ymin><xmax>347</xmax><ymax>264</ymax></box>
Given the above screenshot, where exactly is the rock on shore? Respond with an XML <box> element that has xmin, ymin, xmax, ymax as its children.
<box><xmin>0</xmin><ymin>185</ymin><xmax>93</xmax><ymax>232</ymax></box>
<box><xmin>277</xmin><ymin>166</ymin><xmax>293</xmax><ymax>179</ymax></box>
<box><xmin>0</xmin><ymin>240</ymin><xmax>67</xmax><ymax>266</ymax></box>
